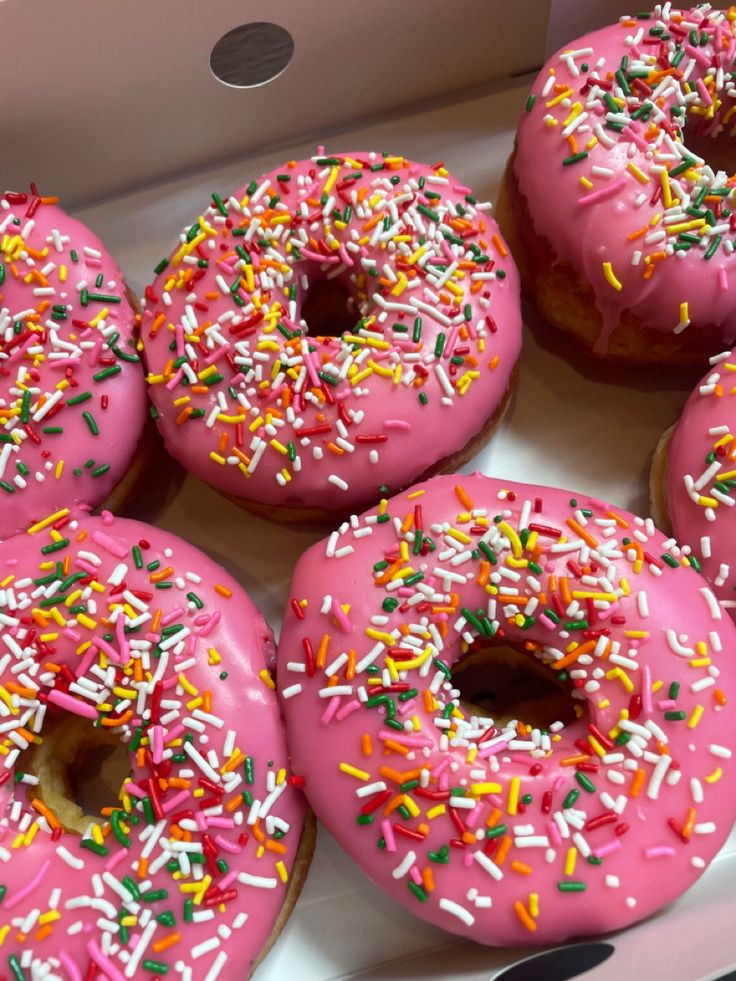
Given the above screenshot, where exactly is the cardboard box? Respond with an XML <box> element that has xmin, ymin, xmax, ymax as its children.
<box><xmin>4</xmin><ymin>0</ymin><xmax>736</xmax><ymax>976</ymax></box>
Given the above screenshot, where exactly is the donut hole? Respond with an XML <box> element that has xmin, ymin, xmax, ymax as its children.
<box><xmin>22</xmin><ymin>713</ymin><xmax>131</xmax><ymax>835</ymax></box>
<box><xmin>453</xmin><ymin>642</ymin><xmax>580</xmax><ymax>730</ymax></box>
<box><xmin>299</xmin><ymin>276</ymin><xmax>360</xmax><ymax>339</ymax></box>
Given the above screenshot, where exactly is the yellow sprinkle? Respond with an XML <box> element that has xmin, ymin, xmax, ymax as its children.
<box><xmin>427</xmin><ymin>805</ymin><xmax>446</xmax><ymax>820</ymax></box>
<box><xmin>339</xmin><ymin>763</ymin><xmax>370</xmax><ymax>780</ymax></box>
<box><xmin>470</xmin><ymin>782</ymin><xmax>502</xmax><ymax>796</ymax></box>
<box><xmin>178</xmin><ymin>674</ymin><xmax>198</xmax><ymax>697</ymax></box>
<box><xmin>529</xmin><ymin>893</ymin><xmax>539</xmax><ymax>918</ymax></box>
<box><xmin>705</xmin><ymin>767</ymin><xmax>723</xmax><ymax>783</ymax></box>
<box><xmin>259</xmin><ymin>669</ymin><xmax>276</xmax><ymax>691</ymax></box>
<box><xmin>507</xmin><ymin>777</ymin><xmax>521</xmax><ymax>816</ymax></box>
<box><xmin>76</xmin><ymin>613</ymin><xmax>97</xmax><ymax>630</ymax></box>
<box><xmin>565</xmin><ymin>846</ymin><xmax>577</xmax><ymax>876</ymax></box>
<box><xmin>26</xmin><ymin>509</ymin><xmax>70</xmax><ymax>535</ymax></box>
<box><xmin>687</xmin><ymin>705</ymin><xmax>704</xmax><ymax>729</ymax></box>
<box><xmin>626</xmin><ymin>161</ymin><xmax>649</xmax><ymax>184</ymax></box>
<box><xmin>208</xmin><ymin>648</ymin><xmax>221</xmax><ymax>666</ymax></box>
<box><xmin>602</xmin><ymin>261</ymin><xmax>623</xmax><ymax>291</ymax></box>
<box><xmin>276</xmin><ymin>860</ymin><xmax>288</xmax><ymax>883</ymax></box>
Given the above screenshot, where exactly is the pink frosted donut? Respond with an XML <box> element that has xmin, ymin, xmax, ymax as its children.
<box><xmin>656</xmin><ymin>346</ymin><xmax>736</xmax><ymax>617</ymax></box>
<box><xmin>500</xmin><ymin>6</ymin><xmax>736</xmax><ymax>362</ymax></box>
<box><xmin>0</xmin><ymin>188</ymin><xmax>148</xmax><ymax>539</ymax></box>
<box><xmin>140</xmin><ymin>153</ymin><xmax>521</xmax><ymax>520</ymax></box>
<box><xmin>0</xmin><ymin>509</ymin><xmax>310</xmax><ymax>977</ymax></box>
<box><xmin>278</xmin><ymin>472</ymin><xmax>736</xmax><ymax>945</ymax></box>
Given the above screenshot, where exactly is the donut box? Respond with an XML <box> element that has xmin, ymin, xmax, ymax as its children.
<box><xmin>5</xmin><ymin>0</ymin><xmax>736</xmax><ymax>978</ymax></box>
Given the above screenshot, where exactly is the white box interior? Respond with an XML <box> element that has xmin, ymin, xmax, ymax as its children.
<box><xmin>6</xmin><ymin>0</ymin><xmax>736</xmax><ymax>977</ymax></box>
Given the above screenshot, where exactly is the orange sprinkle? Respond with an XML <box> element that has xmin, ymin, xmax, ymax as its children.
<box><xmin>153</xmin><ymin>933</ymin><xmax>182</xmax><ymax>954</ymax></box>
<box><xmin>361</xmin><ymin>734</ymin><xmax>373</xmax><ymax>757</ymax></box>
<box><xmin>514</xmin><ymin>901</ymin><xmax>538</xmax><ymax>932</ymax></box>
<box><xmin>495</xmin><ymin>835</ymin><xmax>512</xmax><ymax>866</ymax></box>
<box><xmin>629</xmin><ymin>769</ymin><xmax>645</xmax><ymax>797</ymax></box>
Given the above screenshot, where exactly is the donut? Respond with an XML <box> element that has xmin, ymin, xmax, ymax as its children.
<box><xmin>0</xmin><ymin>508</ymin><xmax>312</xmax><ymax>978</ymax></box>
<box><xmin>496</xmin><ymin>5</ymin><xmax>736</xmax><ymax>364</ymax></box>
<box><xmin>278</xmin><ymin>472</ymin><xmax>736</xmax><ymax>945</ymax></box>
<box><xmin>140</xmin><ymin>152</ymin><xmax>521</xmax><ymax>522</ymax></box>
<box><xmin>651</xmin><ymin>345</ymin><xmax>736</xmax><ymax>617</ymax></box>
<box><xmin>0</xmin><ymin>187</ymin><xmax>150</xmax><ymax>539</ymax></box>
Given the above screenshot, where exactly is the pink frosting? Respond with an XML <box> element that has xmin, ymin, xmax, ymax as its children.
<box><xmin>0</xmin><ymin>190</ymin><xmax>147</xmax><ymax>539</ymax></box>
<box><xmin>140</xmin><ymin>152</ymin><xmax>521</xmax><ymax>512</ymax></box>
<box><xmin>278</xmin><ymin>472</ymin><xmax>736</xmax><ymax>945</ymax></box>
<box><xmin>0</xmin><ymin>510</ymin><xmax>306</xmax><ymax>977</ymax></box>
<box><xmin>667</xmin><ymin>347</ymin><xmax>736</xmax><ymax>616</ymax></box>
<box><xmin>513</xmin><ymin>7</ymin><xmax>736</xmax><ymax>351</ymax></box>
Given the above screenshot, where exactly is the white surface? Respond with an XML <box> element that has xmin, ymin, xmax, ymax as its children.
<box><xmin>69</xmin><ymin>76</ymin><xmax>736</xmax><ymax>981</ymax></box>
<box><xmin>1</xmin><ymin>0</ymin><xmax>548</xmax><ymax>208</ymax></box>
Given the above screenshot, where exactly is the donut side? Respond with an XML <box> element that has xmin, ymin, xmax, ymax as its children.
<box><xmin>496</xmin><ymin>153</ymin><xmax>722</xmax><ymax>366</ymax></box>
<box><xmin>649</xmin><ymin>423</ymin><xmax>675</xmax><ymax>536</ymax></box>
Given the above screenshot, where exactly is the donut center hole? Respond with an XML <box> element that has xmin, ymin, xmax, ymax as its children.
<box><xmin>300</xmin><ymin>276</ymin><xmax>359</xmax><ymax>338</ymax></box>
<box><xmin>453</xmin><ymin>643</ymin><xmax>579</xmax><ymax>730</ymax></box>
<box><xmin>22</xmin><ymin>713</ymin><xmax>130</xmax><ymax>835</ymax></box>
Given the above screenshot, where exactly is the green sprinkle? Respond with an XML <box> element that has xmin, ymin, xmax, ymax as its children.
<box><xmin>67</xmin><ymin>391</ymin><xmax>92</xmax><ymax>406</ymax></box>
<box><xmin>661</xmin><ymin>554</ymin><xmax>679</xmax><ymax>568</ymax></box>
<box><xmin>82</xmin><ymin>411</ymin><xmax>99</xmax><ymax>436</ymax></box>
<box><xmin>142</xmin><ymin>960</ymin><xmax>168</xmax><ymax>975</ymax></box>
<box><xmin>92</xmin><ymin>464</ymin><xmax>111</xmax><ymax>478</ymax></box>
<box><xmin>562</xmin><ymin>151</ymin><xmax>588</xmax><ymax>166</ymax></box>
<box><xmin>576</xmin><ymin>772</ymin><xmax>596</xmax><ymax>793</ymax></box>
<box><xmin>417</xmin><ymin>204</ymin><xmax>440</xmax><ymax>222</ymax></box>
<box><xmin>8</xmin><ymin>955</ymin><xmax>26</xmax><ymax>981</ymax></box>
<box><xmin>434</xmin><ymin>333</ymin><xmax>446</xmax><ymax>357</ymax></box>
<box><xmin>80</xmin><ymin>838</ymin><xmax>108</xmax><ymax>856</ymax></box>
<box><xmin>558</xmin><ymin>881</ymin><xmax>587</xmax><ymax>892</ymax></box>
<box><xmin>664</xmin><ymin>710</ymin><xmax>686</xmax><ymax>721</ymax></box>
<box><xmin>153</xmin><ymin>258</ymin><xmax>169</xmax><ymax>275</ymax></box>
<box><xmin>563</xmin><ymin>788</ymin><xmax>580</xmax><ymax>809</ymax></box>
<box><xmin>93</xmin><ymin>364</ymin><xmax>122</xmax><ymax>382</ymax></box>
<box><xmin>408</xmin><ymin>880</ymin><xmax>428</xmax><ymax>902</ymax></box>
<box><xmin>525</xmin><ymin>93</ymin><xmax>537</xmax><ymax>111</ymax></box>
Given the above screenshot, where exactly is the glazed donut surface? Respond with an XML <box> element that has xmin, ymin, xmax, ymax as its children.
<box><xmin>278</xmin><ymin>472</ymin><xmax>736</xmax><ymax>945</ymax></box>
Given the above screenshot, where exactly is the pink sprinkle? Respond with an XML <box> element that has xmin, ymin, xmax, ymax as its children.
<box><xmin>330</xmin><ymin>597</ymin><xmax>352</xmax><ymax>634</ymax></box>
<box><xmin>207</xmin><ymin>817</ymin><xmax>235</xmax><ymax>830</ymax></box>
<box><xmin>577</xmin><ymin>178</ymin><xmax>628</xmax><ymax>207</ymax></box>
<box><xmin>320</xmin><ymin>696</ymin><xmax>342</xmax><ymax>726</ymax></box>
<box><xmin>548</xmin><ymin>821</ymin><xmax>562</xmax><ymax>847</ymax></box>
<box><xmin>215</xmin><ymin>835</ymin><xmax>242</xmax><ymax>854</ymax></box>
<box><xmin>384</xmin><ymin>419</ymin><xmax>412</xmax><ymax>430</ymax></box>
<box><xmin>538</xmin><ymin>614</ymin><xmax>557</xmax><ymax>630</ymax></box>
<box><xmin>165</xmin><ymin>367</ymin><xmax>184</xmax><ymax>390</ymax></box>
<box><xmin>93</xmin><ymin>636</ymin><xmax>125</xmax><ymax>664</ymax></box>
<box><xmin>593</xmin><ymin>839</ymin><xmax>621</xmax><ymax>859</ymax></box>
<box><xmin>4</xmin><ymin>858</ymin><xmax>50</xmax><ymax>909</ymax></box>
<box><xmin>59</xmin><ymin>952</ymin><xmax>83</xmax><ymax>981</ymax></box>
<box><xmin>105</xmin><ymin>847</ymin><xmax>129</xmax><ymax>872</ymax></box>
<box><xmin>161</xmin><ymin>789</ymin><xmax>191</xmax><ymax>814</ymax></box>
<box><xmin>87</xmin><ymin>940</ymin><xmax>126</xmax><ymax>981</ymax></box>
<box><xmin>409</xmin><ymin>867</ymin><xmax>423</xmax><ymax>885</ymax></box>
<box><xmin>162</xmin><ymin>607</ymin><xmax>185</xmax><ymax>626</ymax></box>
<box><xmin>335</xmin><ymin>699</ymin><xmax>362</xmax><ymax>721</ymax></box>
<box><xmin>125</xmin><ymin>782</ymin><xmax>147</xmax><ymax>799</ymax></box>
<box><xmin>720</xmin><ymin>268</ymin><xmax>729</xmax><ymax>291</ymax></box>
<box><xmin>91</xmin><ymin>530</ymin><xmax>127</xmax><ymax>558</ymax></box>
<box><xmin>47</xmin><ymin>689</ymin><xmax>97</xmax><ymax>719</ymax></box>
<box><xmin>696</xmin><ymin>78</ymin><xmax>713</xmax><ymax>106</ymax></box>
<box><xmin>645</xmin><ymin>845</ymin><xmax>676</xmax><ymax>859</ymax></box>
<box><xmin>382</xmin><ymin>819</ymin><xmax>396</xmax><ymax>852</ymax></box>
<box><xmin>642</xmin><ymin>665</ymin><xmax>653</xmax><ymax>714</ymax></box>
